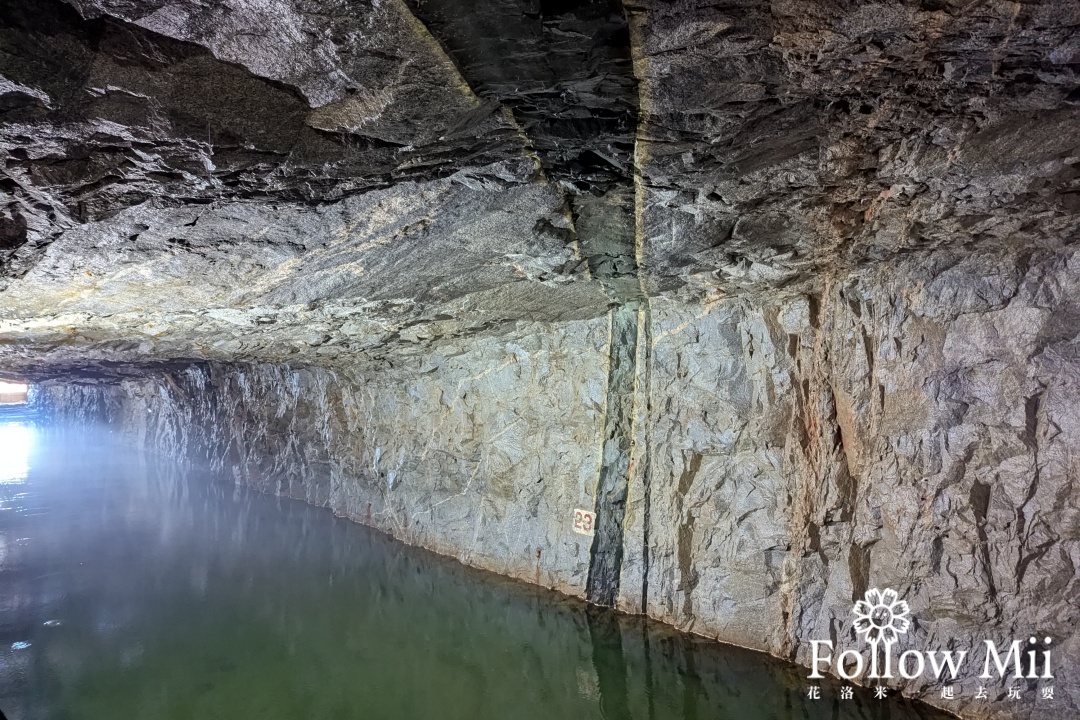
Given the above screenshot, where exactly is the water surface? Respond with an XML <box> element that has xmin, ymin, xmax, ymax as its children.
<box><xmin>0</xmin><ymin>421</ymin><xmax>949</xmax><ymax>720</ymax></box>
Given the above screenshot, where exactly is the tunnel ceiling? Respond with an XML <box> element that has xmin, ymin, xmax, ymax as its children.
<box><xmin>1</xmin><ymin>0</ymin><xmax>1078</xmax><ymax>379</ymax></box>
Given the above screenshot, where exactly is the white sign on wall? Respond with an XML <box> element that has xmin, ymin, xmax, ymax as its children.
<box><xmin>572</xmin><ymin>508</ymin><xmax>596</xmax><ymax>536</ymax></box>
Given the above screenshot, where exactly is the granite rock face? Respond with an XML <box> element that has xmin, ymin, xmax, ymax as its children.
<box><xmin>619</xmin><ymin>248</ymin><xmax>1080</xmax><ymax>719</ymax></box>
<box><xmin>9</xmin><ymin>1</ymin><xmax>1080</xmax><ymax>719</ymax></box>
<box><xmin>634</xmin><ymin>0</ymin><xmax>1080</xmax><ymax>300</ymax></box>
<box><xmin>38</xmin><ymin>243</ymin><xmax>1080</xmax><ymax>719</ymax></box>
<box><xmin>38</xmin><ymin>320</ymin><xmax>613</xmax><ymax>595</ymax></box>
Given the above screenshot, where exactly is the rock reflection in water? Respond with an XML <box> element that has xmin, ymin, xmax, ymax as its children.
<box><xmin>0</xmin><ymin>425</ymin><xmax>948</xmax><ymax>720</ymax></box>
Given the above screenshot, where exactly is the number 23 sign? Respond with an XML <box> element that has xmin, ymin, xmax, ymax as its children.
<box><xmin>572</xmin><ymin>508</ymin><xmax>596</xmax><ymax>536</ymax></box>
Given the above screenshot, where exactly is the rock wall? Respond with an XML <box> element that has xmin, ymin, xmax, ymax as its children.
<box><xmin>39</xmin><ymin>319</ymin><xmax>612</xmax><ymax>597</ymax></box>
<box><xmin>38</xmin><ymin>244</ymin><xmax>1080</xmax><ymax>719</ymax></box>
<box><xmin>619</xmin><ymin>246</ymin><xmax>1080</xmax><ymax>719</ymax></box>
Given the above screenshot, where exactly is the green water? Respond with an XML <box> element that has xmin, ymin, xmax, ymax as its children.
<box><xmin>0</xmin><ymin>421</ymin><xmax>948</xmax><ymax>720</ymax></box>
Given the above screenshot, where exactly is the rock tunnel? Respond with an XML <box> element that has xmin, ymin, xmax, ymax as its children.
<box><xmin>1</xmin><ymin>1</ymin><xmax>1079</xmax><ymax>718</ymax></box>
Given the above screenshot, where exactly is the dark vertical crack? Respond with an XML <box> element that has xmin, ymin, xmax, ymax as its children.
<box><xmin>848</xmin><ymin>541</ymin><xmax>871</xmax><ymax>604</ymax></box>
<box><xmin>586</xmin><ymin>607</ymin><xmax>630</xmax><ymax>719</ymax></box>
<box><xmin>675</xmin><ymin>451</ymin><xmax>701</xmax><ymax>618</ymax></box>
<box><xmin>1016</xmin><ymin>388</ymin><xmax>1047</xmax><ymax>585</ymax></box>
<box><xmin>639</xmin><ymin>308</ymin><xmax>653</xmax><ymax>615</ymax></box>
<box><xmin>586</xmin><ymin>302</ymin><xmax>639</xmax><ymax>606</ymax></box>
<box><xmin>401</xmin><ymin>0</ymin><xmax>645</xmax><ymax>608</ymax></box>
<box><xmin>640</xmin><ymin>618</ymin><xmax>656</xmax><ymax>720</ymax></box>
<box><xmin>969</xmin><ymin>479</ymin><xmax>1001</xmax><ymax>618</ymax></box>
<box><xmin>679</xmin><ymin>638</ymin><xmax>702</xmax><ymax>720</ymax></box>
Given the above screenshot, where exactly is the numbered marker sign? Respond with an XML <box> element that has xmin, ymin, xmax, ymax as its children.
<box><xmin>572</xmin><ymin>508</ymin><xmax>596</xmax><ymax>536</ymax></box>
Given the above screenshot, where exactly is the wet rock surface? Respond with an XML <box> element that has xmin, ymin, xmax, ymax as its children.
<box><xmin>8</xmin><ymin>1</ymin><xmax>1080</xmax><ymax>718</ymax></box>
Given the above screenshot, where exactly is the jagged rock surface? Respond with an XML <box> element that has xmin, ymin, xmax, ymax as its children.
<box><xmin>8</xmin><ymin>1</ymin><xmax>1080</xmax><ymax>718</ymax></box>
<box><xmin>6</xmin><ymin>0</ymin><xmax>1075</xmax><ymax>377</ymax></box>
<box><xmin>38</xmin><ymin>242</ymin><xmax>1080</xmax><ymax>719</ymax></box>
<box><xmin>37</xmin><ymin>321</ymin><xmax>612</xmax><ymax>595</ymax></box>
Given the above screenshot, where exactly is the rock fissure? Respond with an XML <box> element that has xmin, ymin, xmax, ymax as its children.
<box><xmin>586</xmin><ymin>302</ymin><xmax>640</xmax><ymax>607</ymax></box>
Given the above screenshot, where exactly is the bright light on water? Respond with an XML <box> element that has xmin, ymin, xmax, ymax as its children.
<box><xmin>0</xmin><ymin>423</ymin><xmax>33</xmax><ymax>484</ymax></box>
<box><xmin>0</xmin><ymin>382</ymin><xmax>28</xmax><ymax>394</ymax></box>
<box><xmin>0</xmin><ymin>428</ymin><xmax>954</xmax><ymax>720</ymax></box>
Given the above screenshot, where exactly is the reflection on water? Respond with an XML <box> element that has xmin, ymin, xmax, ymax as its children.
<box><xmin>0</xmin><ymin>424</ymin><xmax>33</xmax><ymax>484</ymax></box>
<box><xmin>0</xmin><ymin>424</ymin><xmax>950</xmax><ymax>720</ymax></box>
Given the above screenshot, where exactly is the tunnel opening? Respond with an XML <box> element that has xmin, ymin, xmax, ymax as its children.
<box><xmin>0</xmin><ymin>381</ymin><xmax>28</xmax><ymax>405</ymax></box>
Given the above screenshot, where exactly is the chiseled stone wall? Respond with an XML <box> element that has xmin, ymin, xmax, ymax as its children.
<box><xmin>40</xmin><ymin>319</ymin><xmax>610</xmax><ymax>597</ymax></box>
<box><xmin>39</xmin><ymin>245</ymin><xmax>1080</xmax><ymax>719</ymax></box>
<box><xmin>618</xmin><ymin>246</ymin><xmax>1080</xmax><ymax>719</ymax></box>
